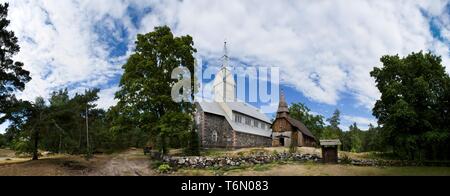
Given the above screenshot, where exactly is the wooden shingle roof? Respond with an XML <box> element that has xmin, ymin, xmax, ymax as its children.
<box><xmin>285</xmin><ymin>116</ymin><xmax>315</xmax><ymax>139</ymax></box>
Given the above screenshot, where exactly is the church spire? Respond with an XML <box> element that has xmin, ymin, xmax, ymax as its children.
<box><xmin>222</xmin><ymin>41</ymin><xmax>229</xmax><ymax>67</ymax></box>
<box><xmin>277</xmin><ymin>89</ymin><xmax>289</xmax><ymax>117</ymax></box>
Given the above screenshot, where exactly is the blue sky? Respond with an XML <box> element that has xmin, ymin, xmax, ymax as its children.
<box><xmin>1</xmin><ymin>0</ymin><xmax>450</xmax><ymax>133</ymax></box>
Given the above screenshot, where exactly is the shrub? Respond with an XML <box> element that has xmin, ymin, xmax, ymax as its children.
<box><xmin>341</xmin><ymin>154</ymin><xmax>352</xmax><ymax>164</ymax></box>
<box><xmin>272</xmin><ymin>150</ymin><xmax>279</xmax><ymax>157</ymax></box>
<box><xmin>157</xmin><ymin>164</ymin><xmax>172</xmax><ymax>174</ymax></box>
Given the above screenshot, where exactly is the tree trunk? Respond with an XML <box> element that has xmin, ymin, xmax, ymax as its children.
<box><xmin>32</xmin><ymin>128</ymin><xmax>39</xmax><ymax>160</ymax></box>
<box><xmin>86</xmin><ymin>106</ymin><xmax>89</xmax><ymax>153</ymax></box>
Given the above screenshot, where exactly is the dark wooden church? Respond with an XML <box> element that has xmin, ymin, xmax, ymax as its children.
<box><xmin>272</xmin><ymin>91</ymin><xmax>317</xmax><ymax>147</ymax></box>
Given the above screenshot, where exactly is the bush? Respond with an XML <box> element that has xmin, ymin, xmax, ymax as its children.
<box><xmin>341</xmin><ymin>154</ymin><xmax>352</xmax><ymax>164</ymax></box>
<box><xmin>11</xmin><ymin>138</ymin><xmax>33</xmax><ymax>155</ymax></box>
<box><xmin>272</xmin><ymin>150</ymin><xmax>279</xmax><ymax>157</ymax></box>
<box><xmin>157</xmin><ymin>164</ymin><xmax>172</xmax><ymax>174</ymax></box>
<box><xmin>183</xmin><ymin>131</ymin><xmax>200</xmax><ymax>156</ymax></box>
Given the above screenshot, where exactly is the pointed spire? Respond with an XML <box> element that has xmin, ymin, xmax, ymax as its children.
<box><xmin>277</xmin><ymin>89</ymin><xmax>289</xmax><ymax>116</ymax></box>
<box><xmin>222</xmin><ymin>41</ymin><xmax>229</xmax><ymax>67</ymax></box>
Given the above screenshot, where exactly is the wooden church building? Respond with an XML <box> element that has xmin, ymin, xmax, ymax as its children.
<box><xmin>272</xmin><ymin>91</ymin><xmax>317</xmax><ymax>147</ymax></box>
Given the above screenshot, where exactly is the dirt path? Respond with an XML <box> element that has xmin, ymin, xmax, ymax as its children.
<box><xmin>0</xmin><ymin>149</ymin><xmax>157</xmax><ymax>176</ymax></box>
<box><xmin>88</xmin><ymin>150</ymin><xmax>156</xmax><ymax>176</ymax></box>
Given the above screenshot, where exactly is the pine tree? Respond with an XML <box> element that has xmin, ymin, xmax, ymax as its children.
<box><xmin>0</xmin><ymin>3</ymin><xmax>31</xmax><ymax>123</ymax></box>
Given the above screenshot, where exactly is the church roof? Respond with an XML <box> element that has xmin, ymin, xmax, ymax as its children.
<box><xmin>277</xmin><ymin>90</ymin><xmax>289</xmax><ymax>114</ymax></box>
<box><xmin>284</xmin><ymin>116</ymin><xmax>315</xmax><ymax>139</ymax></box>
<box><xmin>197</xmin><ymin>101</ymin><xmax>272</xmax><ymax>137</ymax></box>
<box><xmin>227</xmin><ymin>102</ymin><xmax>272</xmax><ymax>123</ymax></box>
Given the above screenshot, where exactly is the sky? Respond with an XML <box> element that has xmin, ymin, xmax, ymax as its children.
<box><xmin>1</xmin><ymin>0</ymin><xmax>450</xmax><ymax>133</ymax></box>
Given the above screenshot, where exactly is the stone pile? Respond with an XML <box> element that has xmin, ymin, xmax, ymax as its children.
<box><xmin>162</xmin><ymin>152</ymin><xmax>322</xmax><ymax>169</ymax></box>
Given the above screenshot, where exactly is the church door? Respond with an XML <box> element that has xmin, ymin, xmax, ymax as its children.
<box><xmin>279</xmin><ymin>138</ymin><xmax>285</xmax><ymax>146</ymax></box>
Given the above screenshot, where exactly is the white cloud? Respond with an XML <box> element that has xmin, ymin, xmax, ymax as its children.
<box><xmin>135</xmin><ymin>0</ymin><xmax>450</xmax><ymax>109</ymax></box>
<box><xmin>96</xmin><ymin>86</ymin><xmax>119</xmax><ymax>110</ymax></box>
<box><xmin>342</xmin><ymin>115</ymin><xmax>378</xmax><ymax>130</ymax></box>
<box><xmin>2</xmin><ymin>0</ymin><xmax>450</xmax><ymax>113</ymax></box>
<box><xmin>0</xmin><ymin>122</ymin><xmax>9</xmax><ymax>134</ymax></box>
<box><xmin>3</xmin><ymin>0</ymin><xmax>130</xmax><ymax>102</ymax></box>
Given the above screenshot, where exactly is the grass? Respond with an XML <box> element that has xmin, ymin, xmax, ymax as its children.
<box><xmin>175</xmin><ymin>161</ymin><xmax>450</xmax><ymax>176</ymax></box>
<box><xmin>0</xmin><ymin>149</ymin><xmax>15</xmax><ymax>157</ymax></box>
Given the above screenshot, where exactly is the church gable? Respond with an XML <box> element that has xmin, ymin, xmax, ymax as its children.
<box><xmin>195</xmin><ymin>42</ymin><xmax>272</xmax><ymax>148</ymax></box>
<box><xmin>272</xmin><ymin>91</ymin><xmax>317</xmax><ymax>147</ymax></box>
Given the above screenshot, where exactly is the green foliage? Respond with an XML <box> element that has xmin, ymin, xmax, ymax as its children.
<box><xmin>327</xmin><ymin>109</ymin><xmax>341</xmax><ymax>130</ymax></box>
<box><xmin>371</xmin><ymin>51</ymin><xmax>450</xmax><ymax>160</ymax></box>
<box><xmin>321</xmin><ymin>109</ymin><xmax>343</xmax><ymax>140</ymax></box>
<box><xmin>184</xmin><ymin>130</ymin><xmax>200</xmax><ymax>156</ymax></box>
<box><xmin>4</xmin><ymin>89</ymin><xmax>109</xmax><ymax>158</ymax></box>
<box><xmin>157</xmin><ymin>164</ymin><xmax>172</xmax><ymax>173</ymax></box>
<box><xmin>0</xmin><ymin>3</ymin><xmax>31</xmax><ymax>124</ymax></box>
<box><xmin>289</xmin><ymin>103</ymin><xmax>325</xmax><ymax>139</ymax></box>
<box><xmin>272</xmin><ymin>150</ymin><xmax>279</xmax><ymax>157</ymax></box>
<box><xmin>341</xmin><ymin>123</ymin><xmax>363</xmax><ymax>152</ymax></box>
<box><xmin>321</xmin><ymin>126</ymin><xmax>342</xmax><ymax>140</ymax></box>
<box><xmin>114</xmin><ymin>26</ymin><xmax>198</xmax><ymax>154</ymax></box>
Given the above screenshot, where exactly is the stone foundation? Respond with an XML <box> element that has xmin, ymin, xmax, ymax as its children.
<box><xmin>163</xmin><ymin>152</ymin><xmax>322</xmax><ymax>169</ymax></box>
<box><xmin>198</xmin><ymin>111</ymin><xmax>271</xmax><ymax>148</ymax></box>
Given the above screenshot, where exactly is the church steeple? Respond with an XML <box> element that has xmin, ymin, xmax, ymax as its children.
<box><xmin>213</xmin><ymin>41</ymin><xmax>236</xmax><ymax>103</ymax></box>
<box><xmin>277</xmin><ymin>89</ymin><xmax>289</xmax><ymax>118</ymax></box>
<box><xmin>222</xmin><ymin>41</ymin><xmax>229</xmax><ymax>67</ymax></box>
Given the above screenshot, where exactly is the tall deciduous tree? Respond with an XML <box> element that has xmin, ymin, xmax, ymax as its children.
<box><xmin>371</xmin><ymin>52</ymin><xmax>450</xmax><ymax>160</ymax></box>
<box><xmin>289</xmin><ymin>103</ymin><xmax>325</xmax><ymax>139</ymax></box>
<box><xmin>0</xmin><ymin>3</ymin><xmax>31</xmax><ymax>123</ymax></box>
<box><xmin>114</xmin><ymin>26</ymin><xmax>197</xmax><ymax>154</ymax></box>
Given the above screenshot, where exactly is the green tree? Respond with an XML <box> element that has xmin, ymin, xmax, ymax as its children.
<box><xmin>371</xmin><ymin>52</ymin><xmax>450</xmax><ymax>160</ymax></box>
<box><xmin>327</xmin><ymin>109</ymin><xmax>341</xmax><ymax>130</ymax></box>
<box><xmin>322</xmin><ymin>109</ymin><xmax>343</xmax><ymax>140</ymax></box>
<box><xmin>4</xmin><ymin>89</ymin><xmax>107</xmax><ymax>159</ymax></box>
<box><xmin>114</xmin><ymin>26</ymin><xmax>198</xmax><ymax>154</ymax></box>
<box><xmin>347</xmin><ymin>123</ymin><xmax>363</xmax><ymax>152</ymax></box>
<box><xmin>361</xmin><ymin>124</ymin><xmax>385</xmax><ymax>152</ymax></box>
<box><xmin>0</xmin><ymin>3</ymin><xmax>31</xmax><ymax>124</ymax></box>
<box><xmin>289</xmin><ymin>103</ymin><xmax>325</xmax><ymax>139</ymax></box>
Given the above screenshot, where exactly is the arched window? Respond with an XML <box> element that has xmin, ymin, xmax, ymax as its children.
<box><xmin>212</xmin><ymin>131</ymin><xmax>218</xmax><ymax>142</ymax></box>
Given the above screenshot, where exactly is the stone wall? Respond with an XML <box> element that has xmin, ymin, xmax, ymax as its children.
<box><xmin>234</xmin><ymin>131</ymin><xmax>272</xmax><ymax>148</ymax></box>
<box><xmin>199</xmin><ymin>112</ymin><xmax>234</xmax><ymax>148</ymax></box>
<box><xmin>163</xmin><ymin>152</ymin><xmax>322</xmax><ymax>169</ymax></box>
<box><xmin>199</xmin><ymin>111</ymin><xmax>272</xmax><ymax>148</ymax></box>
<box><xmin>161</xmin><ymin>152</ymin><xmax>428</xmax><ymax>169</ymax></box>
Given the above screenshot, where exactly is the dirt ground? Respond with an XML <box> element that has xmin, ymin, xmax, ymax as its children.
<box><xmin>228</xmin><ymin>164</ymin><xmax>450</xmax><ymax>176</ymax></box>
<box><xmin>2</xmin><ymin>148</ymin><xmax>450</xmax><ymax>176</ymax></box>
<box><xmin>0</xmin><ymin>149</ymin><xmax>157</xmax><ymax>176</ymax></box>
<box><xmin>175</xmin><ymin>162</ymin><xmax>450</xmax><ymax>176</ymax></box>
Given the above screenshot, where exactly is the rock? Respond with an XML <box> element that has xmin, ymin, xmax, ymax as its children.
<box><xmin>178</xmin><ymin>158</ymin><xmax>186</xmax><ymax>165</ymax></box>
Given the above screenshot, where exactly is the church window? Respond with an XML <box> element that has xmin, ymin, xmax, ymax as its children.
<box><xmin>254</xmin><ymin>120</ymin><xmax>259</xmax><ymax>128</ymax></box>
<box><xmin>245</xmin><ymin>117</ymin><xmax>251</xmax><ymax>126</ymax></box>
<box><xmin>195</xmin><ymin>112</ymin><xmax>201</xmax><ymax>125</ymax></box>
<box><xmin>212</xmin><ymin>131</ymin><xmax>218</xmax><ymax>142</ymax></box>
<box><xmin>234</xmin><ymin>114</ymin><xmax>242</xmax><ymax>123</ymax></box>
